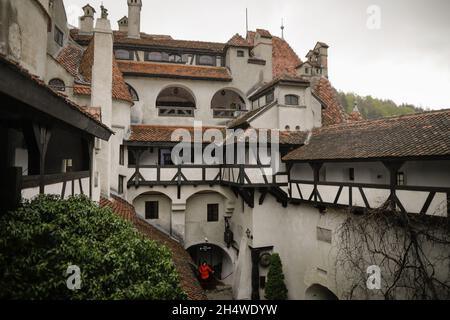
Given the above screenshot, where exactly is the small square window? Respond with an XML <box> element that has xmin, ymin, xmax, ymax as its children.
<box><xmin>145</xmin><ymin>201</ymin><xmax>159</xmax><ymax>220</ymax></box>
<box><xmin>207</xmin><ymin>204</ymin><xmax>219</xmax><ymax>222</ymax></box>
<box><xmin>237</xmin><ymin>50</ymin><xmax>245</xmax><ymax>57</ymax></box>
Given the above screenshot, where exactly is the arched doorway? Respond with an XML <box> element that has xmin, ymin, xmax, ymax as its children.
<box><xmin>211</xmin><ymin>89</ymin><xmax>247</xmax><ymax>119</ymax></box>
<box><xmin>187</xmin><ymin>243</ymin><xmax>233</xmax><ymax>285</ymax></box>
<box><xmin>305</xmin><ymin>284</ymin><xmax>339</xmax><ymax>300</ymax></box>
<box><xmin>156</xmin><ymin>86</ymin><xmax>196</xmax><ymax>117</ymax></box>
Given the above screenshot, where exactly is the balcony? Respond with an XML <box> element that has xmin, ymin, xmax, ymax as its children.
<box><xmin>289</xmin><ymin>180</ymin><xmax>450</xmax><ymax>217</ymax></box>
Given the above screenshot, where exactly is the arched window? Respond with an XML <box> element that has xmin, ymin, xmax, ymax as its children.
<box><xmin>295</xmin><ymin>125</ymin><xmax>301</xmax><ymax>131</ymax></box>
<box><xmin>285</xmin><ymin>125</ymin><xmax>291</xmax><ymax>131</ymax></box>
<box><xmin>285</xmin><ymin>94</ymin><xmax>299</xmax><ymax>106</ymax></box>
<box><xmin>126</xmin><ymin>83</ymin><xmax>139</xmax><ymax>101</ymax></box>
<box><xmin>48</xmin><ymin>78</ymin><xmax>65</xmax><ymax>92</ymax></box>
<box><xmin>156</xmin><ymin>86</ymin><xmax>196</xmax><ymax>117</ymax></box>
<box><xmin>211</xmin><ymin>89</ymin><xmax>247</xmax><ymax>118</ymax></box>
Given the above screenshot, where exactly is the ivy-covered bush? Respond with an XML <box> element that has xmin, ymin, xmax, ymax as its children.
<box><xmin>265</xmin><ymin>253</ymin><xmax>288</xmax><ymax>300</ymax></box>
<box><xmin>0</xmin><ymin>195</ymin><xmax>186</xmax><ymax>300</ymax></box>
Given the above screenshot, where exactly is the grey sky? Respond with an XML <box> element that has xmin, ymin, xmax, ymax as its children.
<box><xmin>63</xmin><ymin>0</ymin><xmax>450</xmax><ymax>110</ymax></box>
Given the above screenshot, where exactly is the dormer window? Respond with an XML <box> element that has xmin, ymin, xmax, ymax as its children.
<box><xmin>285</xmin><ymin>95</ymin><xmax>299</xmax><ymax>106</ymax></box>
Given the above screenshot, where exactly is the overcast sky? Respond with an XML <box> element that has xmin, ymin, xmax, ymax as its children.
<box><xmin>63</xmin><ymin>0</ymin><xmax>450</xmax><ymax>110</ymax></box>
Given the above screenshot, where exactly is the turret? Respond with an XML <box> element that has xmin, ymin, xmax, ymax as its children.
<box><xmin>79</xmin><ymin>4</ymin><xmax>96</xmax><ymax>34</ymax></box>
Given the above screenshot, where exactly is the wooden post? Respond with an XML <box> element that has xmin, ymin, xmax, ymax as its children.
<box><xmin>383</xmin><ymin>161</ymin><xmax>404</xmax><ymax>211</ymax></box>
<box><xmin>309</xmin><ymin>162</ymin><xmax>323</xmax><ymax>203</ymax></box>
<box><xmin>33</xmin><ymin>124</ymin><xmax>52</xmax><ymax>194</ymax></box>
<box><xmin>87</xmin><ymin>138</ymin><xmax>94</xmax><ymax>200</ymax></box>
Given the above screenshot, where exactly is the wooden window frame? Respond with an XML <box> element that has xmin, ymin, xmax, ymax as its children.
<box><xmin>145</xmin><ymin>201</ymin><xmax>159</xmax><ymax>220</ymax></box>
<box><xmin>285</xmin><ymin>95</ymin><xmax>300</xmax><ymax>106</ymax></box>
<box><xmin>54</xmin><ymin>25</ymin><xmax>64</xmax><ymax>47</ymax></box>
<box><xmin>207</xmin><ymin>203</ymin><xmax>219</xmax><ymax>222</ymax></box>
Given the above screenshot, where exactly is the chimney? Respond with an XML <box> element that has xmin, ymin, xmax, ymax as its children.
<box><xmin>118</xmin><ymin>16</ymin><xmax>129</xmax><ymax>32</ymax></box>
<box><xmin>91</xmin><ymin>5</ymin><xmax>113</xmax><ymax>198</ymax></box>
<box><xmin>79</xmin><ymin>4</ymin><xmax>96</xmax><ymax>34</ymax></box>
<box><xmin>251</xmin><ymin>29</ymin><xmax>273</xmax><ymax>82</ymax></box>
<box><xmin>127</xmin><ymin>0</ymin><xmax>142</xmax><ymax>39</ymax></box>
<box><xmin>315</xmin><ymin>42</ymin><xmax>329</xmax><ymax>78</ymax></box>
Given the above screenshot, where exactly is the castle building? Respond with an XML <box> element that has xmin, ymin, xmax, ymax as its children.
<box><xmin>1</xmin><ymin>0</ymin><xmax>449</xmax><ymax>300</ymax></box>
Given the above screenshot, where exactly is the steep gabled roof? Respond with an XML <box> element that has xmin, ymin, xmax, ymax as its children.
<box><xmin>312</xmin><ymin>77</ymin><xmax>347</xmax><ymax>126</ymax></box>
<box><xmin>227</xmin><ymin>34</ymin><xmax>253</xmax><ymax>48</ymax></box>
<box><xmin>76</xmin><ymin>39</ymin><xmax>133</xmax><ymax>103</ymax></box>
<box><xmin>283</xmin><ymin>109</ymin><xmax>450</xmax><ymax>162</ymax></box>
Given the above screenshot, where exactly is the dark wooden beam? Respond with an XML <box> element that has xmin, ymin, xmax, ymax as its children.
<box><xmin>33</xmin><ymin>124</ymin><xmax>52</xmax><ymax>194</ymax></box>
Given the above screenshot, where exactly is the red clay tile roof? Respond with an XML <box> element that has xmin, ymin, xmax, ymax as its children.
<box><xmin>283</xmin><ymin>109</ymin><xmax>450</xmax><ymax>162</ymax></box>
<box><xmin>128</xmin><ymin>125</ymin><xmax>226</xmax><ymax>143</ymax></box>
<box><xmin>227</xmin><ymin>34</ymin><xmax>252</xmax><ymax>48</ymax></box>
<box><xmin>247</xmin><ymin>31</ymin><xmax>302</xmax><ymax>78</ymax></box>
<box><xmin>0</xmin><ymin>53</ymin><xmax>112</xmax><ymax>134</ymax></box>
<box><xmin>117</xmin><ymin>60</ymin><xmax>232</xmax><ymax>82</ymax></box>
<box><xmin>256</xmin><ymin>29</ymin><xmax>273</xmax><ymax>39</ymax></box>
<box><xmin>77</xmin><ymin>39</ymin><xmax>133</xmax><ymax>103</ymax></box>
<box><xmin>348</xmin><ymin>110</ymin><xmax>364</xmax><ymax>122</ymax></box>
<box><xmin>312</xmin><ymin>77</ymin><xmax>347</xmax><ymax>126</ymax></box>
<box><xmin>100</xmin><ymin>196</ymin><xmax>206</xmax><ymax>300</ymax></box>
<box><xmin>71</xmin><ymin>29</ymin><xmax>225</xmax><ymax>54</ymax></box>
<box><xmin>272</xmin><ymin>36</ymin><xmax>302</xmax><ymax>78</ymax></box>
<box><xmin>56</xmin><ymin>44</ymin><xmax>84</xmax><ymax>78</ymax></box>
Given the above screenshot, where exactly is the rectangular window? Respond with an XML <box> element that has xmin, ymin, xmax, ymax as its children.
<box><xmin>266</xmin><ymin>91</ymin><xmax>274</xmax><ymax>104</ymax></box>
<box><xmin>145</xmin><ymin>201</ymin><xmax>159</xmax><ymax>220</ymax></box>
<box><xmin>207</xmin><ymin>204</ymin><xmax>219</xmax><ymax>222</ymax></box>
<box><xmin>54</xmin><ymin>26</ymin><xmax>64</xmax><ymax>47</ymax></box>
<box><xmin>197</xmin><ymin>55</ymin><xmax>215</xmax><ymax>66</ymax></box>
<box><xmin>115</xmin><ymin>49</ymin><xmax>133</xmax><ymax>60</ymax></box>
<box><xmin>119</xmin><ymin>145</ymin><xmax>125</xmax><ymax>166</ymax></box>
<box><xmin>285</xmin><ymin>95</ymin><xmax>299</xmax><ymax>106</ymax></box>
<box><xmin>397</xmin><ymin>172</ymin><xmax>405</xmax><ymax>186</ymax></box>
<box><xmin>237</xmin><ymin>50</ymin><xmax>245</xmax><ymax>57</ymax></box>
<box><xmin>349</xmin><ymin>168</ymin><xmax>355</xmax><ymax>181</ymax></box>
<box><xmin>317</xmin><ymin>227</ymin><xmax>332</xmax><ymax>244</ymax></box>
<box><xmin>159</xmin><ymin>149</ymin><xmax>174</xmax><ymax>166</ymax></box>
<box><xmin>118</xmin><ymin>175</ymin><xmax>125</xmax><ymax>194</ymax></box>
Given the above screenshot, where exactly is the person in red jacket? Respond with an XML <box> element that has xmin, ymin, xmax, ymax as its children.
<box><xmin>198</xmin><ymin>261</ymin><xmax>214</xmax><ymax>282</ymax></box>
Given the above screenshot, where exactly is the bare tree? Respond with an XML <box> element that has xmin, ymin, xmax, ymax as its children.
<box><xmin>335</xmin><ymin>207</ymin><xmax>450</xmax><ymax>300</ymax></box>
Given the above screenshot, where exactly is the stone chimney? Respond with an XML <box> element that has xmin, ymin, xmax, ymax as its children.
<box><xmin>118</xmin><ymin>16</ymin><xmax>129</xmax><ymax>32</ymax></box>
<box><xmin>79</xmin><ymin>4</ymin><xmax>96</xmax><ymax>34</ymax></box>
<box><xmin>250</xmin><ymin>29</ymin><xmax>274</xmax><ymax>82</ymax></box>
<box><xmin>91</xmin><ymin>5</ymin><xmax>113</xmax><ymax>197</ymax></box>
<box><xmin>127</xmin><ymin>0</ymin><xmax>142</xmax><ymax>39</ymax></box>
<box><xmin>315</xmin><ymin>42</ymin><xmax>329</xmax><ymax>78</ymax></box>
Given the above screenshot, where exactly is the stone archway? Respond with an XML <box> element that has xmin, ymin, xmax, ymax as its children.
<box><xmin>305</xmin><ymin>284</ymin><xmax>339</xmax><ymax>300</ymax></box>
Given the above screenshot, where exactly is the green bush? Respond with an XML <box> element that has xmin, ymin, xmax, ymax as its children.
<box><xmin>265</xmin><ymin>253</ymin><xmax>288</xmax><ymax>300</ymax></box>
<box><xmin>0</xmin><ymin>195</ymin><xmax>187</xmax><ymax>300</ymax></box>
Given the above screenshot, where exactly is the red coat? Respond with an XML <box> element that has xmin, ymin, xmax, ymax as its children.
<box><xmin>199</xmin><ymin>264</ymin><xmax>213</xmax><ymax>280</ymax></box>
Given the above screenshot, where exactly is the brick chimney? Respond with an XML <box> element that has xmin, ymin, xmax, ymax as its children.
<box><xmin>127</xmin><ymin>0</ymin><xmax>142</xmax><ymax>39</ymax></box>
<box><xmin>79</xmin><ymin>4</ymin><xmax>96</xmax><ymax>34</ymax></box>
<box><xmin>91</xmin><ymin>6</ymin><xmax>113</xmax><ymax>197</ymax></box>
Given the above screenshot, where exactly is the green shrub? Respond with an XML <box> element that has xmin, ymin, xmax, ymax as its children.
<box><xmin>265</xmin><ymin>253</ymin><xmax>288</xmax><ymax>300</ymax></box>
<box><xmin>0</xmin><ymin>195</ymin><xmax>187</xmax><ymax>300</ymax></box>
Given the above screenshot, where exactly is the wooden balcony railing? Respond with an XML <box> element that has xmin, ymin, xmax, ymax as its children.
<box><xmin>289</xmin><ymin>180</ymin><xmax>450</xmax><ymax>216</ymax></box>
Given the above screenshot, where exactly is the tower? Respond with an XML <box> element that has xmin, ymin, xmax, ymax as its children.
<box><xmin>127</xmin><ymin>0</ymin><xmax>142</xmax><ymax>39</ymax></box>
<box><xmin>79</xmin><ymin>4</ymin><xmax>96</xmax><ymax>34</ymax></box>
